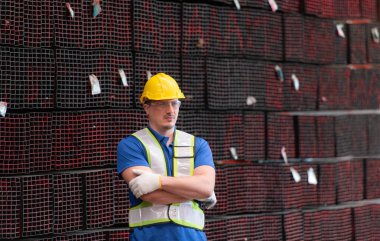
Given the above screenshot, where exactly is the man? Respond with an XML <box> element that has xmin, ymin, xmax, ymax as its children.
<box><xmin>117</xmin><ymin>73</ymin><xmax>216</xmax><ymax>241</ymax></box>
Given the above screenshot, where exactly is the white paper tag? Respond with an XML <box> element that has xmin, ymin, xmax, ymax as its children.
<box><xmin>229</xmin><ymin>147</ymin><xmax>238</xmax><ymax>160</ymax></box>
<box><xmin>89</xmin><ymin>74</ymin><xmax>101</xmax><ymax>95</ymax></box>
<box><xmin>268</xmin><ymin>0</ymin><xmax>278</xmax><ymax>12</ymax></box>
<box><xmin>246</xmin><ymin>96</ymin><xmax>257</xmax><ymax>105</ymax></box>
<box><xmin>290</xmin><ymin>167</ymin><xmax>301</xmax><ymax>183</ymax></box>
<box><xmin>307</xmin><ymin>167</ymin><xmax>318</xmax><ymax>185</ymax></box>
<box><xmin>66</xmin><ymin>3</ymin><xmax>75</xmax><ymax>18</ymax></box>
<box><xmin>0</xmin><ymin>102</ymin><xmax>7</xmax><ymax>117</ymax></box>
<box><xmin>233</xmin><ymin>0</ymin><xmax>241</xmax><ymax>10</ymax></box>
<box><xmin>92</xmin><ymin>0</ymin><xmax>102</xmax><ymax>18</ymax></box>
<box><xmin>146</xmin><ymin>71</ymin><xmax>152</xmax><ymax>80</ymax></box>
<box><xmin>118</xmin><ymin>69</ymin><xmax>128</xmax><ymax>86</ymax></box>
<box><xmin>372</xmin><ymin>27</ymin><xmax>380</xmax><ymax>43</ymax></box>
<box><xmin>275</xmin><ymin>65</ymin><xmax>284</xmax><ymax>82</ymax></box>
<box><xmin>336</xmin><ymin>24</ymin><xmax>345</xmax><ymax>38</ymax></box>
<box><xmin>291</xmin><ymin>74</ymin><xmax>300</xmax><ymax>91</ymax></box>
<box><xmin>281</xmin><ymin>146</ymin><xmax>288</xmax><ymax>164</ymax></box>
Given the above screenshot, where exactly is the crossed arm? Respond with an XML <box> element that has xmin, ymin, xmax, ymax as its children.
<box><xmin>121</xmin><ymin>165</ymin><xmax>215</xmax><ymax>205</ymax></box>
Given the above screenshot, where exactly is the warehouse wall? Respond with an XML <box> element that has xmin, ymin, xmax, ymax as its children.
<box><xmin>1</xmin><ymin>0</ymin><xmax>380</xmax><ymax>240</ymax></box>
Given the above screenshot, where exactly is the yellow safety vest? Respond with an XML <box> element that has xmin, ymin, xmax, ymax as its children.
<box><xmin>129</xmin><ymin>128</ymin><xmax>205</xmax><ymax>230</ymax></box>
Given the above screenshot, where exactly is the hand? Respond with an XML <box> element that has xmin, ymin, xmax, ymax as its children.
<box><xmin>129</xmin><ymin>169</ymin><xmax>161</xmax><ymax>198</ymax></box>
<box><xmin>198</xmin><ymin>191</ymin><xmax>217</xmax><ymax>210</ymax></box>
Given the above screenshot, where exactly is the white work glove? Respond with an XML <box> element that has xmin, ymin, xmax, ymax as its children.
<box><xmin>198</xmin><ymin>191</ymin><xmax>217</xmax><ymax>210</ymax></box>
<box><xmin>129</xmin><ymin>169</ymin><xmax>161</xmax><ymax>198</ymax></box>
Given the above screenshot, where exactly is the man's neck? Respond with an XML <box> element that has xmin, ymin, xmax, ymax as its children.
<box><xmin>149</xmin><ymin>125</ymin><xmax>175</xmax><ymax>144</ymax></box>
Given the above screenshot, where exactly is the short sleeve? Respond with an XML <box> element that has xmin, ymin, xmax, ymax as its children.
<box><xmin>117</xmin><ymin>135</ymin><xmax>150</xmax><ymax>175</ymax></box>
<box><xmin>194</xmin><ymin>137</ymin><xmax>215</xmax><ymax>169</ymax></box>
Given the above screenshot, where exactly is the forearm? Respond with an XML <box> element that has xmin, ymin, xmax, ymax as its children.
<box><xmin>160</xmin><ymin>173</ymin><xmax>214</xmax><ymax>200</ymax></box>
<box><xmin>140</xmin><ymin>189</ymin><xmax>190</xmax><ymax>205</ymax></box>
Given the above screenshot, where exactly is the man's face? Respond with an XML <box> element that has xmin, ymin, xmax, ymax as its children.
<box><xmin>144</xmin><ymin>99</ymin><xmax>181</xmax><ymax>132</ymax></box>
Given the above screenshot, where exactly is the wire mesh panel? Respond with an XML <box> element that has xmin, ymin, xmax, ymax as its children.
<box><xmin>108</xmin><ymin>109</ymin><xmax>147</xmax><ymax>162</ymax></box>
<box><xmin>108</xmin><ymin>229</ymin><xmax>130</xmax><ymax>241</ymax></box>
<box><xmin>318</xmin><ymin>162</ymin><xmax>337</xmax><ymax>205</ymax></box>
<box><xmin>300</xmin><ymin>164</ymin><xmax>319</xmax><ymax>207</ymax></box>
<box><xmin>226</xmin><ymin>216</ymin><xmax>250</xmax><ymax>240</ymax></box>
<box><xmin>348</xmin><ymin>24</ymin><xmax>368</xmax><ymax>64</ymax></box>
<box><xmin>105</xmin><ymin>50</ymin><xmax>133</xmax><ymax>108</ymax></box>
<box><xmin>181</xmin><ymin>56</ymin><xmax>206</xmax><ymax>109</ymax></box>
<box><xmin>80</xmin><ymin>110</ymin><xmax>110</xmax><ymax>168</ymax></box>
<box><xmin>54</xmin><ymin>1</ymin><xmax>83</xmax><ymax>48</ymax></box>
<box><xmin>205</xmin><ymin>166</ymin><xmax>227</xmax><ymax>216</ymax></box>
<box><xmin>244</xmin><ymin>111</ymin><xmax>265</xmax><ymax>161</ymax></box>
<box><xmin>133</xmin><ymin>0</ymin><xmax>159</xmax><ymax>53</ymax></box>
<box><xmin>367</xmin><ymin>68</ymin><xmax>380</xmax><ymax>109</ymax></box>
<box><xmin>134</xmin><ymin>0</ymin><xmax>180</xmax><ymax>54</ymax></box>
<box><xmin>182</xmin><ymin>3</ymin><xmax>210</xmax><ymax>56</ymax></box>
<box><xmin>181</xmin><ymin>110</ymin><xmax>245</xmax><ymax>161</ymax></box>
<box><xmin>55</xmin><ymin>230</ymin><xmax>106</xmax><ymax>241</ymax></box>
<box><xmin>303</xmin><ymin>209</ymin><xmax>322</xmax><ymax>241</ymax></box>
<box><xmin>242</xmin><ymin>9</ymin><xmax>282</xmax><ymax>60</ymax></box>
<box><xmin>257</xmin><ymin>164</ymin><xmax>304</xmax><ymax>211</ymax></box>
<box><xmin>350</xmin><ymin>115</ymin><xmax>368</xmax><ymax>157</ymax></box>
<box><xmin>267</xmin><ymin>113</ymin><xmax>295</xmax><ymax>159</ymax></box>
<box><xmin>367</xmin><ymin>24</ymin><xmax>380</xmax><ymax>63</ymax></box>
<box><xmin>361</xmin><ymin>0</ymin><xmax>378</xmax><ymax>19</ymax></box>
<box><xmin>105</xmin><ymin>0</ymin><xmax>132</xmax><ymax>50</ymax></box>
<box><xmin>226</xmin><ymin>165</ymin><xmax>263</xmax><ymax>214</ymax></box>
<box><xmin>316</xmin><ymin>116</ymin><xmax>335</xmax><ymax>158</ymax></box>
<box><xmin>134</xmin><ymin>53</ymin><xmax>181</xmax><ymax>106</ymax></box>
<box><xmin>56</xmin><ymin>49</ymin><xmax>109</xmax><ymax>108</ymax></box>
<box><xmin>283</xmin><ymin>64</ymin><xmax>318</xmax><ymax>111</ymax></box>
<box><xmin>0</xmin><ymin>177</ymin><xmax>21</xmax><ymax>239</ymax></box>
<box><xmin>371</xmin><ymin>204</ymin><xmax>380</xmax><ymax>239</ymax></box>
<box><xmin>365</xmin><ymin>159</ymin><xmax>380</xmax><ymax>199</ymax></box>
<box><xmin>0</xmin><ymin>0</ymin><xmax>24</xmax><ymax>46</ymax></box>
<box><xmin>209</xmin><ymin>6</ymin><xmax>245</xmax><ymax>56</ymax></box>
<box><xmin>84</xmin><ymin>169</ymin><xmax>114</xmax><ymax>229</ymax></box>
<box><xmin>30</xmin><ymin>112</ymin><xmax>53</xmax><ymax>173</ymax></box>
<box><xmin>23</xmin><ymin>0</ymin><xmax>53</xmax><ymax>47</ymax></box>
<box><xmin>53</xmin><ymin>173</ymin><xmax>83</xmax><ymax>233</ymax></box>
<box><xmin>284</xmin><ymin>14</ymin><xmax>304</xmax><ymax>62</ymax></box>
<box><xmin>52</xmin><ymin>111</ymin><xmax>82</xmax><ymax>170</ymax></box>
<box><xmin>0</xmin><ymin>113</ymin><xmax>30</xmax><ymax>174</ymax></box>
<box><xmin>21</xmin><ymin>175</ymin><xmax>53</xmax><ymax>237</ymax></box>
<box><xmin>204</xmin><ymin>218</ymin><xmax>226</xmax><ymax>241</ymax></box>
<box><xmin>318</xmin><ymin>66</ymin><xmax>351</xmax><ymax>110</ymax></box>
<box><xmin>336</xmin><ymin>160</ymin><xmax>364</xmax><ymax>203</ymax></box>
<box><xmin>82</xmin><ymin>0</ymin><xmax>106</xmax><ymax>49</ymax></box>
<box><xmin>55</xmin><ymin>49</ymin><xmax>86</xmax><ymax>108</ymax></box>
<box><xmin>335</xmin><ymin>0</ymin><xmax>361</xmax><ymax>18</ymax></box>
<box><xmin>353</xmin><ymin>204</ymin><xmax>373</xmax><ymax>240</ymax></box>
<box><xmin>0</xmin><ymin>47</ymin><xmax>55</xmax><ymax>109</ymax></box>
<box><xmin>283</xmin><ymin>210</ymin><xmax>304</xmax><ymax>241</ymax></box>
<box><xmin>304</xmin><ymin>17</ymin><xmax>341</xmax><ymax>64</ymax></box>
<box><xmin>159</xmin><ymin>1</ymin><xmax>181</xmax><ymax>54</ymax></box>
<box><xmin>207</xmin><ymin>59</ymin><xmax>283</xmax><ymax>110</ymax></box>
<box><xmin>250</xmin><ymin>214</ymin><xmax>283</xmax><ymax>240</ymax></box>
<box><xmin>206</xmin><ymin>58</ymin><xmax>251</xmax><ymax>110</ymax></box>
<box><xmin>368</xmin><ymin>115</ymin><xmax>380</xmax><ymax>155</ymax></box>
<box><xmin>335</xmin><ymin>115</ymin><xmax>352</xmax><ymax>157</ymax></box>
<box><xmin>113</xmin><ymin>172</ymin><xmax>130</xmax><ymax>225</ymax></box>
<box><xmin>320</xmin><ymin>207</ymin><xmax>353</xmax><ymax>240</ymax></box>
<box><xmin>350</xmin><ymin>68</ymin><xmax>370</xmax><ymax>109</ymax></box>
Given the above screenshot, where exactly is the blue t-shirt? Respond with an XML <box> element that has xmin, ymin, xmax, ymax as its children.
<box><xmin>117</xmin><ymin>126</ymin><xmax>215</xmax><ymax>241</ymax></box>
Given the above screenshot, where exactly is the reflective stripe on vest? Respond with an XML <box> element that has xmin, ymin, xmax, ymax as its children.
<box><xmin>129</xmin><ymin>128</ymin><xmax>205</xmax><ymax>230</ymax></box>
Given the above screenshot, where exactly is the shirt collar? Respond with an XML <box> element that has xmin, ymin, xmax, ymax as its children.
<box><xmin>147</xmin><ymin>125</ymin><xmax>176</xmax><ymax>146</ymax></box>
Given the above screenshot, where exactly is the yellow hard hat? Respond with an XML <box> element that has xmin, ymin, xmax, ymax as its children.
<box><xmin>140</xmin><ymin>73</ymin><xmax>185</xmax><ymax>104</ymax></box>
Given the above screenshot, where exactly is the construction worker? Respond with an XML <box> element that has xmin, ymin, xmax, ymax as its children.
<box><xmin>117</xmin><ymin>73</ymin><xmax>216</xmax><ymax>241</ymax></box>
